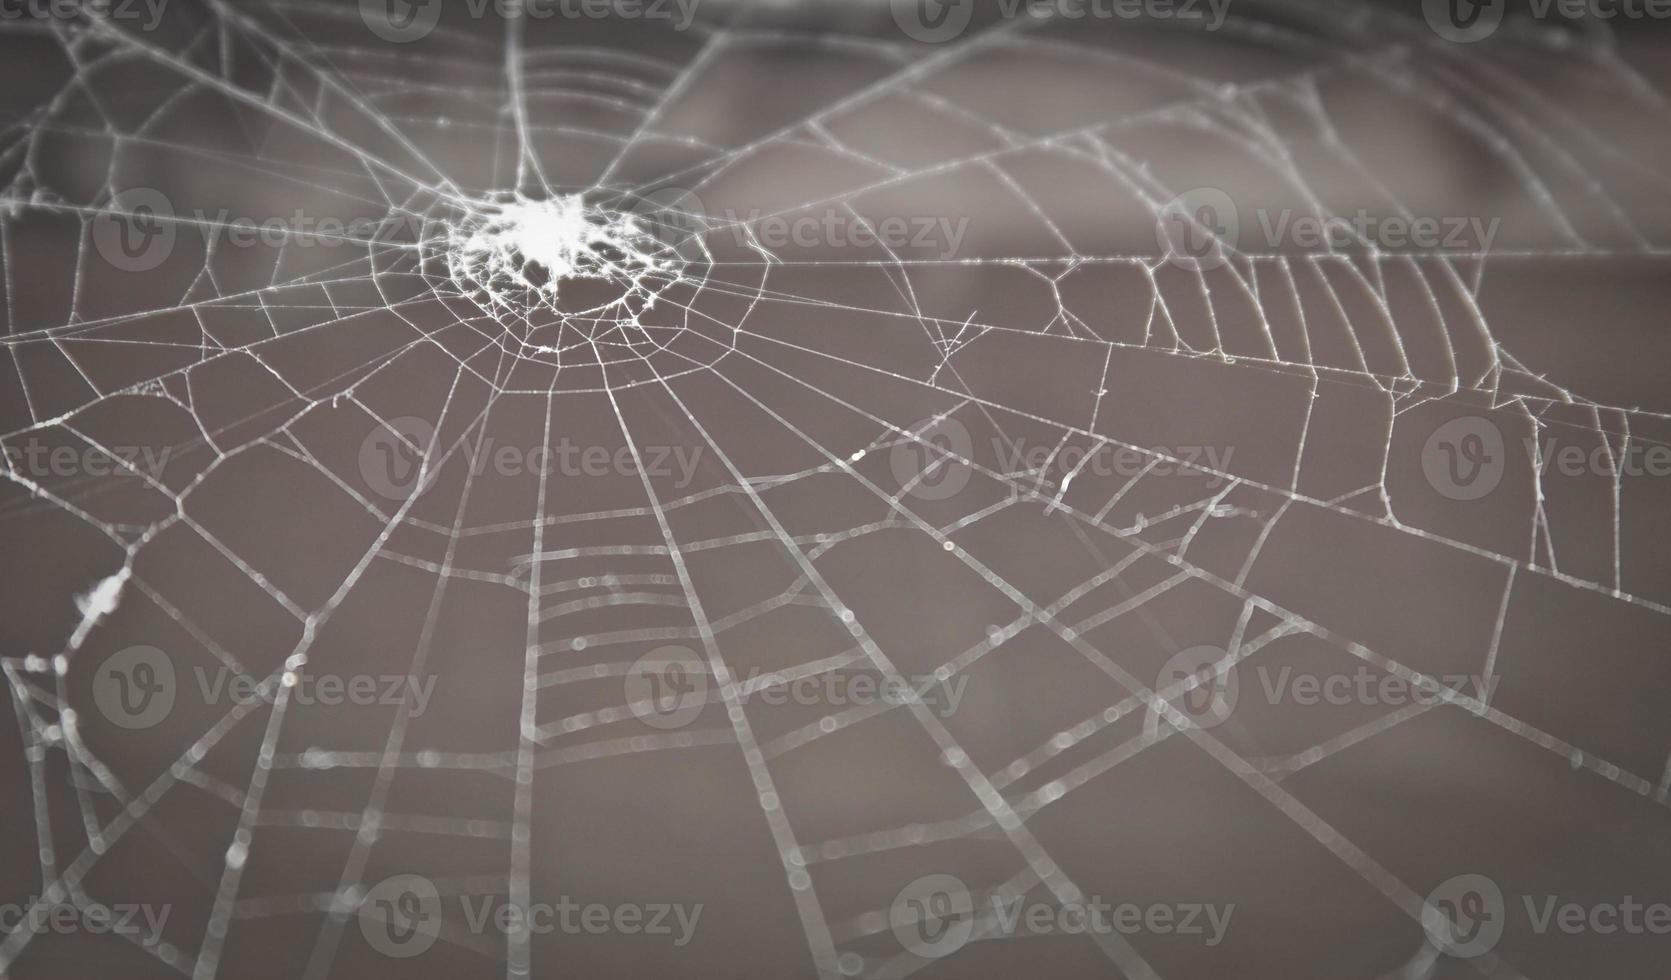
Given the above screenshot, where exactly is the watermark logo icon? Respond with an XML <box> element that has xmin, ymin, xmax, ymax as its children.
<box><xmin>1423</xmin><ymin>873</ymin><xmax>1505</xmax><ymax>958</ymax></box>
<box><xmin>625</xmin><ymin>645</ymin><xmax>708</xmax><ymax>729</ymax></box>
<box><xmin>891</xmin><ymin>873</ymin><xmax>976</xmax><ymax>958</ymax></box>
<box><xmin>359</xmin><ymin>873</ymin><xmax>443</xmax><ymax>958</ymax></box>
<box><xmin>891</xmin><ymin>416</ymin><xmax>974</xmax><ymax>501</ymax></box>
<box><xmin>359</xmin><ymin>416</ymin><xmax>436</xmax><ymax>501</ymax></box>
<box><xmin>92</xmin><ymin>188</ymin><xmax>175</xmax><ymax>273</ymax></box>
<box><xmin>1423</xmin><ymin>0</ymin><xmax>1506</xmax><ymax>41</ymax></box>
<box><xmin>1148</xmin><ymin>644</ymin><xmax>1237</xmax><ymax>734</ymax></box>
<box><xmin>892</xmin><ymin>0</ymin><xmax>975</xmax><ymax>42</ymax></box>
<box><xmin>92</xmin><ymin>645</ymin><xmax>176</xmax><ymax>730</ymax></box>
<box><xmin>1423</xmin><ymin>416</ymin><xmax>1504</xmax><ymax>501</ymax></box>
<box><xmin>1156</xmin><ymin>186</ymin><xmax>1237</xmax><ymax>271</ymax></box>
<box><xmin>361</xmin><ymin>0</ymin><xmax>441</xmax><ymax>42</ymax></box>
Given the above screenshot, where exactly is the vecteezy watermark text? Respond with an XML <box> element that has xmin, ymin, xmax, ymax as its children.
<box><xmin>1422</xmin><ymin>415</ymin><xmax>1671</xmax><ymax>501</ymax></box>
<box><xmin>2</xmin><ymin>440</ymin><xmax>171</xmax><ymax>481</ymax></box>
<box><xmin>0</xmin><ymin>0</ymin><xmax>167</xmax><ymax>31</ymax></box>
<box><xmin>1148</xmin><ymin>644</ymin><xmax>1496</xmax><ymax>733</ymax></box>
<box><xmin>726</xmin><ymin>208</ymin><xmax>969</xmax><ymax>260</ymax></box>
<box><xmin>356</xmin><ymin>874</ymin><xmax>702</xmax><ymax>958</ymax></box>
<box><xmin>357</xmin><ymin>416</ymin><xmax>705</xmax><ymax>501</ymax></box>
<box><xmin>0</xmin><ymin>898</ymin><xmax>171</xmax><ymax>942</ymax></box>
<box><xmin>891</xmin><ymin>0</ymin><xmax>1232</xmax><ymax>43</ymax></box>
<box><xmin>92</xmin><ymin>645</ymin><xmax>436</xmax><ymax>730</ymax></box>
<box><xmin>622</xmin><ymin>645</ymin><xmax>972</xmax><ymax>730</ymax></box>
<box><xmin>1424</xmin><ymin>873</ymin><xmax>1671</xmax><ymax>957</ymax></box>
<box><xmin>1424</xmin><ymin>0</ymin><xmax>1671</xmax><ymax>43</ymax></box>
<box><xmin>890</xmin><ymin>873</ymin><xmax>1233</xmax><ymax>958</ymax></box>
<box><xmin>1155</xmin><ymin>187</ymin><xmax>1501</xmax><ymax>269</ymax></box>
<box><xmin>359</xmin><ymin>0</ymin><xmax>700</xmax><ymax>43</ymax></box>
<box><xmin>1253</xmin><ymin>208</ymin><xmax>1499</xmax><ymax>254</ymax></box>
<box><xmin>91</xmin><ymin>190</ymin><xmax>428</xmax><ymax>273</ymax></box>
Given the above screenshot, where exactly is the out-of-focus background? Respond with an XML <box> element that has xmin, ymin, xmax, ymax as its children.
<box><xmin>2</xmin><ymin>1</ymin><xmax>1671</xmax><ymax>978</ymax></box>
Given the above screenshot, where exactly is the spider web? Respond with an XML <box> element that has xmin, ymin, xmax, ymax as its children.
<box><xmin>3</xmin><ymin>1</ymin><xmax>1671</xmax><ymax>978</ymax></box>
